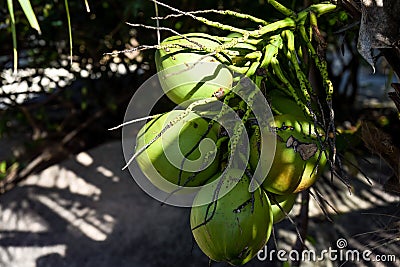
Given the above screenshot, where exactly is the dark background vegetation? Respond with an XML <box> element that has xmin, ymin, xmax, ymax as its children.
<box><xmin>0</xmin><ymin>0</ymin><xmax>398</xmax><ymax>191</ymax></box>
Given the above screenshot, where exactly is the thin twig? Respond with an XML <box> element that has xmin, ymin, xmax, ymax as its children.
<box><xmin>308</xmin><ymin>187</ymin><xmax>334</xmax><ymax>222</ymax></box>
<box><xmin>152</xmin><ymin>9</ymin><xmax>268</xmax><ymax>25</ymax></box>
<box><xmin>150</xmin><ymin>0</ymin><xmax>248</xmax><ymax>34</ymax></box>
<box><xmin>103</xmin><ymin>45</ymin><xmax>157</xmax><ymax>56</ymax></box>
<box><xmin>154</xmin><ymin>0</ymin><xmax>160</xmax><ymax>45</ymax></box>
<box><xmin>108</xmin><ymin>114</ymin><xmax>162</xmax><ymax>131</ymax></box>
<box><xmin>125</xmin><ymin>22</ymin><xmax>203</xmax><ymax>48</ymax></box>
<box><xmin>312</xmin><ymin>185</ymin><xmax>340</xmax><ymax>214</ymax></box>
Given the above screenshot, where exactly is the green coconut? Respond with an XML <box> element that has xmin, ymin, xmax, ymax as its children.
<box><xmin>190</xmin><ymin>169</ymin><xmax>273</xmax><ymax>266</ymax></box>
<box><xmin>155</xmin><ymin>33</ymin><xmax>233</xmax><ymax>106</ymax></box>
<box><xmin>135</xmin><ymin>110</ymin><xmax>220</xmax><ymax>190</ymax></box>
<box><xmin>250</xmin><ymin>114</ymin><xmax>327</xmax><ymax>195</ymax></box>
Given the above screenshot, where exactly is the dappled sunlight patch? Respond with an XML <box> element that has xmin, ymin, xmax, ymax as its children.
<box><xmin>0</xmin><ymin>67</ymin><xmax>75</xmax><ymax>108</ymax></box>
<box><xmin>0</xmin><ymin>200</ymin><xmax>49</xmax><ymax>232</ymax></box>
<box><xmin>96</xmin><ymin>166</ymin><xmax>120</xmax><ymax>182</ymax></box>
<box><xmin>75</xmin><ymin>152</ymin><xmax>94</xmax><ymax>167</ymax></box>
<box><xmin>33</xmin><ymin>194</ymin><xmax>114</xmax><ymax>241</ymax></box>
<box><xmin>0</xmin><ymin>246</ymin><xmax>66</xmax><ymax>267</ymax></box>
<box><xmin>22</xmin><ymin>165</ymin><xmax>101</xmax><ymax>198</ymax></box>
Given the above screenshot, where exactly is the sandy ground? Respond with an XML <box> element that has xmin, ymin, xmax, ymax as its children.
<box><xmin>0</xmin><ymin>140</ymin><xmax>399</xmax><ymax>267</ymax></box>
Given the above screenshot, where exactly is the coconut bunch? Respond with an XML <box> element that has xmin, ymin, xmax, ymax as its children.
<box><xmin>120</xmin><ymin>0</ymin><xmax>350</xmax><ymax>265</ymax></box>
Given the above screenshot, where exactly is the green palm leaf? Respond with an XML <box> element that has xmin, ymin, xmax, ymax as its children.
<box><xmin>18</xmin><ymin>0</ymin><xmax>41</xmax><ymax>34</ymax></box>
